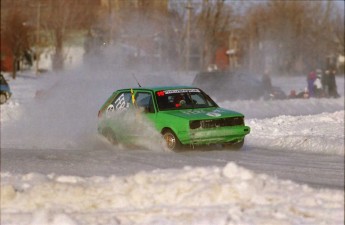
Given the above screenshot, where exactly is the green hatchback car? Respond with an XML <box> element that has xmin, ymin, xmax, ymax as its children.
<box><xmin>98</xmin><ymin>86</ymin><xmax>250</xmax><ymax>151</ymax></box>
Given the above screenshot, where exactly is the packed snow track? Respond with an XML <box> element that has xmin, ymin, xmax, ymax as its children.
<box><xmin>1</xmin><ymin>146</ymin><xmax>343</xmax><ymax>190</ymax></box>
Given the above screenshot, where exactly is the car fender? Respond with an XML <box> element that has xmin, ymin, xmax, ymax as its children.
<box><xmin>153</xmin><ymin>113</ymin><xmax>190</xmax><ymax>144</ymax></box>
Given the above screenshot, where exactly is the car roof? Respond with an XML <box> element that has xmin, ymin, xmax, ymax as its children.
<box><xmin>115</xmin><ymin>85</ymin><xmax>197</xmax><ymax>92</ymax></box>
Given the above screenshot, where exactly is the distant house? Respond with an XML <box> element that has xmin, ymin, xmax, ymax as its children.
<box><xmin>0</xmin><ymin>39</ymin><xmax>14</xmax><ymax>72</ymax></box>
<box><xmin>214</xmin><ymin>46</ymin><xmax>229</xmax><ymax>71</ymax></box>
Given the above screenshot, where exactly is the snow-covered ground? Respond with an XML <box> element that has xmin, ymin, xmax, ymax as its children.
<box><xmin>0</xmin><ymin>69</ymin><xmax>344</xmax><ymax>225</ymax></box>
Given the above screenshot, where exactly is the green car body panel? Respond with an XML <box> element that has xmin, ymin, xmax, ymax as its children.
<box><xmin>98</xmin><ymin>86</ymin><xmax>250</xmax><ymax>148</ymax></box>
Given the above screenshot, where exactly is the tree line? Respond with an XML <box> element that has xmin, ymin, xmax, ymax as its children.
<box><xmin>1</xmin><ymin>0</ymin><xmax>344</xmax><ymax>78</ymax></box>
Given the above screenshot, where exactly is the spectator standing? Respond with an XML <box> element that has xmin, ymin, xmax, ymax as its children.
<box><xmin>328</xmin><ymin>69</ymin><xmax>339</xmax><ymax>98</ymax></box>
<box><xmin>261</xmin><ymin>71</ymin><xmax>273</xmax><ymax>99</ymax></box>
<box><xmin>262</xmin><ymin>71</ymin><xmax>272</xmax><ymax>91</ymax></box>
<box><xmin>325</xmin><ymin>56</ymin><xmax>340</xmax><ymax>98</ymax></box>
<box><xmin>307</xmin><ymin>71</ymin><xmax>317</xmax><ymax>97</ymax></box>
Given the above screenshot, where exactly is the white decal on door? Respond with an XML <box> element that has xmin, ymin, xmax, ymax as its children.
<box><xmin>114</xmin><ymin>93</ymin><xmax>128</xmax><ymax>110</ymax></box>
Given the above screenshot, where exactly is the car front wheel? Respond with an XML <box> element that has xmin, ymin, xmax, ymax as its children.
<box><xmin>162</xmin><ymin>129</ymin><xmax>182</xmax><ymax>152</ymax></box>
<box><xmin>0</xmin><ymin>93</ymin><xmax>7</xmax><ymax>104</ymax></box>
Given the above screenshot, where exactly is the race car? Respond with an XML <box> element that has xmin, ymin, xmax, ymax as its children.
<box><xmin>193</xmin><ymin>71</ymin><xmax>286</xmax><ymax>101</ymax></box>
<box><xmin>98</xmin><ymin>86</ymin><xmax>250</xmax><ymax>151</ymax></box>
<box><xmin>0</xmin><ymin>74</ymin><xmax>12</xmax><ymax>104</ymax></box>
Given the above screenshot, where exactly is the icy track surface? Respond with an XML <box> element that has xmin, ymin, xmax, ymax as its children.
<box><xmin>0</xmin><ymin>71</ymin><xmax>344</xmax><ymax>225</ymax></box>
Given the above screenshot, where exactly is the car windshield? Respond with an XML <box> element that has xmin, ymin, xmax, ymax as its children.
<box><xmin>155</xmin><ymin>88</ymin><xmax>217</xmax><ymax>111</ymax></box>
<box><xmin>0</xmin><ymin>74</ymin><xmax>9</xmax><ymax>86</ymax></box>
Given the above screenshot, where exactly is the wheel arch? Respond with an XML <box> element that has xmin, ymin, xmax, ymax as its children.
<box><xmin>160</xmin><ymin>126</ymin><xmax>188</xmax><ymax>146</ymax></box>
<box><xmin>161</xmin><ymin>127</ymin><xmax>183</xmax><ymax>151</ymax></box>
<box><xmin>161</xmin><ymin>127</ymin><xmax>177</xmax><ymax>135</ymax></box>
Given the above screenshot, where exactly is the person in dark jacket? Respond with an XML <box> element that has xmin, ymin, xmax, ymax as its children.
<box><xmin>325</xmin><ymin>56</ymin><xmax>340</xmax><ymax>98</ymax></box>
<box><xmin>328</xmin><ymin>70</ymin><xmax>339</xmax><ymax>98</ymax></box>
<box><xmin>262</xmin><ymin>72</ymin><xmax>272</xmax><ymax>91</ymax></box>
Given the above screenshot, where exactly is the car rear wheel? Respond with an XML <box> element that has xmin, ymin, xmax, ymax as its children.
<box><xmin>102</xmin><ymin>128</ymin><xmax>117</xmax><ymax>145</ymax></box>
<box><xmin>162</xmin><ymin>129</ymin><xmax>182</xmax><ymax>152</ymax></box>
<box><xmin>0</xmin><ymin>93</ymin><xmax>7</xmax><ymax>104</ymax></box>
<box><xmin>223</xmin><ymin>139</ymin><xmax>244</xmax><ymax>150</ymax></box>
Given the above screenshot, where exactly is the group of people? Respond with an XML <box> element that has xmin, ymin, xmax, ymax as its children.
<box><xmin>306</xmin><ymin>68</ymin><xmax>340</xmax><ymax>98</ymax></box>
<box><xmin>262</xmin><ymin>66</ymin><xmax>341</xmax><ymax>100</ymax></box>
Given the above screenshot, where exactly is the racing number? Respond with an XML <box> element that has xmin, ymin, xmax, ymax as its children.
<box><xmin>107</xmin><ymin>92</ymin><xmax>132</xmax><ymax>115</ymax></box>
<box><xmin>114</xmin><ymin>93</ymin><xmax>127</xmax><ymax>110</ymax></box>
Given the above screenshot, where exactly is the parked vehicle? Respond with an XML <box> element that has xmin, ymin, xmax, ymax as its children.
<box><xmin>98</xmin><ymin>86</ymin><xmax>250</xmax><ymax>151</ymax></box>
<box><xmin>192</xmin><ymin>71</ymin><xmax>286</xmax><ymax>101</ymax></box>
<box><xmin>0</xmin><ymin>74</ymin><xmax>12</xmax><ymax>104</ymax></box>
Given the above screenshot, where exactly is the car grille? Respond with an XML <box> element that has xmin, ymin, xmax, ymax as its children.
<box><xmin>190</xmin><ymin>117</ymin><xmax>244</xmax><ymax>129</ymax></box>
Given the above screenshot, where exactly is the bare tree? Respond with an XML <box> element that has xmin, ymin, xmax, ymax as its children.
<box><xmin>45</xmin><ymin>0</ymin><xmax>75</xmax><ymax>70</ymax></box>
<box><xmin>98</xmin><ymin>0</ymin><xmax>176</xmax><ymax>70</ymax></box>
<box><xmin>240</xmin><ymin>0</ymin><xmax>341</xmax><ymax>74</ymax></box>
<box><xmin>190</xmin><ymin>0</ymin><xmax>235</xmax><ymax>71</ymax></box>
<box><xmin>38</xmin><ymin>0</ymin><xmax>98</xmax><ymax>71</ymax></box>
<box><xmin>240</xmin><ymin>3</ymin><xmax>267</xmax><ymax>73</ymax></box>
<box><xmin>1</xmin><ymin>6</ymin><xmax>31</xmax><ymax>79</ymax></box>
<box><xmin>331</xmin><ymin>6</ymin><xmax>345</xmax><ymax>56</ymax></box>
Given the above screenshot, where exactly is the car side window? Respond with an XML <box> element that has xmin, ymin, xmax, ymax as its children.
<box><xmin>135</xmin><ymin>92</ymin><xmax>155</xmax><ymax>113</ymax></box>
<box><xmin>108</xmin><ymin>92</ymin><xmax>132</xmax><ymax>112</ymax></box>
<box><xmin>190</xmin><ymin>92</ymin><xmax>210</xmax><ymax>107</ymax></box>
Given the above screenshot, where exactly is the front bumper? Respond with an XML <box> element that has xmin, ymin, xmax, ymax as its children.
<box><xmin>179</xmin><ymin>125</ymin><xmax>250</xmax><ymax>145</ymax></box>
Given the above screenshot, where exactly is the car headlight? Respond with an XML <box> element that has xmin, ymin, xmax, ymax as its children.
<box><xmin>190</xmin><ymin>120</ymin><xmax>201</xmax><ymax>129</ymax></box>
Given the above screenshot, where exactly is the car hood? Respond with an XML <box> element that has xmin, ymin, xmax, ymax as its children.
<box><xmin>160</xmin><ymin>107</ymin><xmax>244</xmax><ymax>120</ymax></box>
<box><xmin>0</xmin><ymin>84</ymin><xmax>11</xmax><ymax>93</ymax></box>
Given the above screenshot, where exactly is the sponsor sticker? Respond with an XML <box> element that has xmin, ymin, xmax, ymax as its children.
<box><xmin>182</xmin><ymin>109</ymin><xmax>205</xmax><ymax>115</ymax></box>
<box><xmin>107</xmin><ymin>104</ymin><xmax>115</xmax><ymax>112</ymax></box>
<box><xmin>207</xmin><ymin>112</ymin><xmax>221</xmax><ymax>117</ymax></box>
<box><xmin>164</xmin><ymin>89</ymin><xmax>200</xmax><ymax>94</ymax></box>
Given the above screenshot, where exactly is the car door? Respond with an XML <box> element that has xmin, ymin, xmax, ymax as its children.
<box><xmin>101</xmin><ymin>91</ymin><xmax>136</xmax><ymax>142</ymax></box>
<box><xmin>134</xmin><ymin>91</ymin><xmax>157</xmax><ymax>124</ymax></box>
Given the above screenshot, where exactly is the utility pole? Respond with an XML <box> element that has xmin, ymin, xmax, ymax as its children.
<box><xmin>185</xmin><ymin>0</ymin><xmax>192</xmax><ymax>71</ymax></box>
<box><xmin>228</xmin><ymin>32</ymin><xmax>239</xmax><ymax>72</ymax></box>
<box><xmin>108</xmin><ymin>0</ymin><xmax>114</xmax><ymax>44</ymax></box>
<box><xmin>35</xmin><ymin>2</ymin><xmax>41</xmax><ymax>75</ymax></box>
<box><xmin>228</xmin><ymin>32</ymin><xmax>233</xmax><ymax>71</ymax></box>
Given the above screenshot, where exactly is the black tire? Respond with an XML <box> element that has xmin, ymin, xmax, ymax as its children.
<box><xmin>0</xmin><ymin>93</ymin><xmax>7</xmax><ymax>104</ymax></box>
<box><xmin>162</xmin><ymin>129</ymin><xmax>182</xmax><ymax>152</ymax></box>
<box><xmin>102</xmin><ymin>128</ymin><xmax>117</xmax><ymax>145</ymax></box>
<box><xmin>223</xmin><ymin>139</ymin><xmax>244</xmax><ymax>150</ymax></box>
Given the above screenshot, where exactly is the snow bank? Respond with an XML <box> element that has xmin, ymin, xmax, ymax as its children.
<box><xmin>247</xmin><ymin>111</ymin><xmax>344</xmax><ymax>155</ymax></box>
<box><xmin>1</xmin><ymin>162</ymin><xmax>343</xmax><ymax>225</ymax></box>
